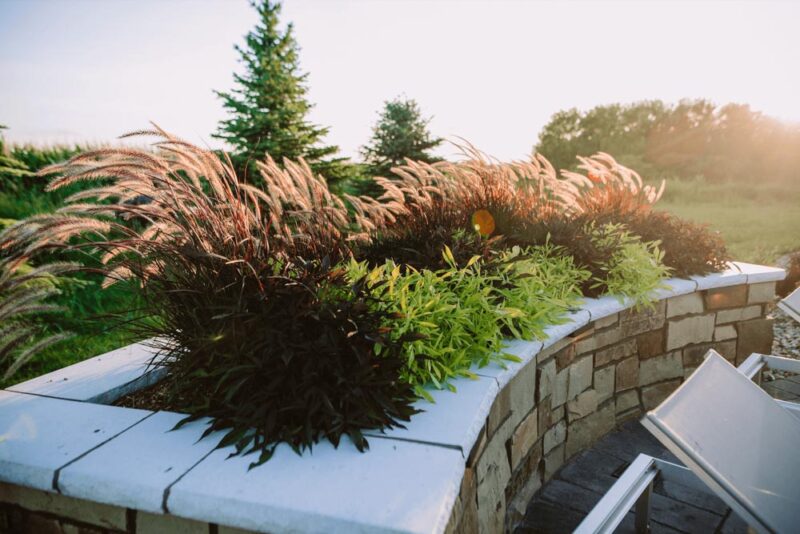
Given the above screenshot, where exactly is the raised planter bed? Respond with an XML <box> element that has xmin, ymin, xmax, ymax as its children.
<box><xmin>0</xmin><ymin>262</ymin><xmax>784</xmax><ymax>534</ymax></box>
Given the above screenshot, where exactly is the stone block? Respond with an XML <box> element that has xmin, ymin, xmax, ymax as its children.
<box><xmin>594</xmin><ymin>366</ymin><xmax>615</xmax><ymax>403</ymax></box>
<box><xmin>467</xmin><ymin>425</ymin><xmax>487</xmax><ymax>468</ymax></box>
<box><xmin>666</xmin><ymin>314</ymin><xmax>715</xmax><ymax>350</ymax></box>
<box><xmin>716</xmin><ymin>305</ymin><xmax>762</xmax><ymax>324</ymax></box>
<box><xmin>543</xmin><ymin>443</ymin><xmax>565</xmax><ymax>482</ymax></box>
<box><xmin>575</xmin><ymin>335</ymin><xmax>597</xmax><ymax>355</ymax></box>
<box><xmin>543</xmin><ymin>419</ymin><xmax>566</xmax><ymax>454</ymax></box>
<box><xmin>487</xmin><ymin>386</ymin><xmax>510</xmax><ymax>437</ymax></box>
<box><xmin>615</xmin><ymin>390</ymin><xmax>640</xmax><ymax>414</ymax></box>
<box><xmin>748</xmin><ymin>282</ymin><xmax>776</xmax><ymax>304</ymax></box>
<box><xmin>736</xmin><ymin>318</ymin><xmax>774</xmax><ymax>365</ymax></box>
<box><xmin>508</xmin><ymin>361</ymin><xmax>536</xmax><ymax>429</ymax></box>
<box><xmin>641</xmin><ymin>379</ymin><xmax>682</xmax><ymax>410</ymax></box>
<box><xmin>456</xmin><ymin>489</ymin><xmax>479</xmax><ymax>534</ymax></box>
<box><xmin>567</xmin><ymin>389</ymin><xmax>597</xmax><ymax>422</ymax></box>
<box><xmin>594</xmin><ymin>313</ymin><xmax>619</xmax><ymax>329</ymax></box>
<box><xmin>667</xmin><ymin>293</ymin><xmax>704</xmax><ymax>318</ymax></box>
<box><xmin>565</xmin><ymin>403</ymin><xmax>614</xmax><ymax>459</ymax></box>
<box><xmin>581</xmin><ymin>325</ymin><xmax>625</xmax><ymax>353</ymax></box>
<box><xmin>620</xmin><ymin>301</ymin><xmax>666</xmax><ymax>337</ymax></box>
<box><xmin>505</xmin><ymin>467</ymin><xmax>543</xmax><ymax>533</ymax></box>
<box><xmin>0</xmin><ymin>482</ymin><xmax>127</xmax><ymax>531</ymax></box>
<box><xmin>615</xmin><ymin>356</ymin><xmax>639</xmax><ymax>391</ymax></box>
<box><xmin>537</xmin><ymin>358</ymin><xmax>556</xmax><ymax>403</ymax></box>
<box><xmin>714</xmin><ymin>325</ymin><xmax>737</xmax><ymax>341</ymax></box>
<box><xmin>476</xmin><ymin>417</ymin><xmax>513</xmax><ymax>534</ymax></box>
<box><xmin>705</xmin><ymin>285</ymin><xmax>748</xmax><ymax>310</ymax></box>
<box><xmin>510</xmin><ymin>408</ymin><xmax>538</xmax><ymax>471</ymax></box>
<box><xmin>595</xmin><ymin>339</ymin><xmax>636</xmax><ymax>367</ymax></box>
<box><xmin>555</xmin><ymin>343</ymin><xmax>577</xmax><ymax>372</ymax></box>
<box><xmin>637</xmin><ymin>329</ymin><xmax>664</xmax><ymax>359</ymax></box>
<box><xmin>568</xmin><ymin>355</ymin><xmax>593</xmax><ymax>400</ymax></box>
<box><xmin>538</xmin><ymin>402</ymin><xmax>564</xmax><ymax>433</ymax></box>
<box><xmin>552</xmin><ymin>368</ymin><xmax>569</xmax><ymax>407</ymax></box>
<box><xmin>138</xmin><ymin>511</ymin><xmax>208</xmax><ymax>533</ymax></box>
<box><xmin>639</xmin><ymin>351</ymin><xmax>683</xmax><ymax>387</ymax></box>
<box><xmin>447</xmin><ymin>466</ymin><xmax>477</xmax><ymax>534</ymax></box>
<box><xmin>683</xmin><ymin>340</ymin><xmax>737</xmax><ymax>367</ymax></box>
<box><xmin>538</xmin><ymin>337</ymin><xmax>573</xmax><ymax>361</ymax></box>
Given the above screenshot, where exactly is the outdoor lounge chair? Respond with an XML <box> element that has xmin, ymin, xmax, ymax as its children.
<box><xmin>575</xmin><ymin>351</ymin><xmax>800</xmax><ymax>534</ymax></box>
<box><xmin>777</xmin><ymin>286</ymin><xmax>800</xmax><ymax>324</ymax></box>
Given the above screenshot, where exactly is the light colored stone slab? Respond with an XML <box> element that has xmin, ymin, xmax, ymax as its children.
<box><xmin>58</xmin><ymin>412</ymin><xmax>220</xmax><ymax>514</ymax></box>
<box><xmin>714</xmin><ymin>325</ymin><xmax>738</xmax><ymax>341</ymax></box>
<box><xmin>748</xmin><ymin>282</ymin><xmax>777</xmax><ymax>304</ymax></box>
<box><xmin>7</xmin><ymin>339</ymin><xmax>165</xmax><ymax>403</ymax></box>
<box><xmin>541</xmin><ymin>310</ymin><xmax>591</xmax><ymax>350</ymax></box>
<box><xmin>730</xmin><ymin>261</ymin><xmax>786</xmax><ymax>283</ymax></box>
<box><xmin>365</xmin><ymin>374</ymin><xmax>498</xmax><ymax>457</ymax></box>
<box><xmin>639</xmin><ymin>352</ymin><xmax>683</xmax><ymax>387</ymax></box>
<box><xmin>666</xmin><ymin>292</ymin><xmax>704</xmax><ymax>318</ymax></box>
<box><xmin>567</xmin><ymin>355</ymin><xmax>593</xmax><ymax>400</ymax></box>
<box><xmin>594</xmin><ymin>366</ymin><xmax>615</xmax><ymax>404</ymax></box>
<box><xmin>474</xmin><ymin>339</ymin><xmax>543</xmax><ymax>390</ymax></box>
<box><xmin>167</xmin><ymin>437</ymin><xmax>464</xmax><ymax>534</ymax></box>
<box><xmin>716</xmin><ymin>305</ymin><xmax>762</xmax><ymax>324</ymax></box>
<box><xmin>691</xmin><ymin>265</ymin><xmax>748</xmax><ymax>291</ymax></box>
<box><xmin>580</xmin><ymin>296</ymin><xmax>629</xmax><ymax>323</ymax></box>
<box><xmin>650</xmin><ymin>277</ymin><xmax>698</xmax><ymax>300</ymax></box>
<box><xmin>0</xmin><ymin>391</ymin><xmax>151</xmax><ymax>492</ymax></box>
<box><xmin>666</xmin><ymin>314</ymin><xmax>715</xmax><ymax>351</ymax></box>
<box><xmin>543</xmin><ymin>419</ymin><xmax>566</xmax><ymax>454</ymax></box>
<box><xmin>551</xmin><ymin>368</ymin><xmax>569</xmax><ymax>407</ymax></box>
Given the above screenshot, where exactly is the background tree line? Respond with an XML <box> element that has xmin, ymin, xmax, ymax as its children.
<box><xmin>536</xmin><ymin>99</ymin><xmax>800</xmax><ymax>184</ymax></box>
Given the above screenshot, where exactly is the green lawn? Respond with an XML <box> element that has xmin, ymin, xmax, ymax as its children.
<box><xmin>654</xmin><ymin>179</ymin><xmax>800</xmax><ymax>264</ymax></box>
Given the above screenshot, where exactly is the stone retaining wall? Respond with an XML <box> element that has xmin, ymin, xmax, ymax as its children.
<box><xmin>445</xmin><ymin>282</ymin><xmax>776</xmax><ymax>534</ymax></box>
<box><xmin>0</xmin><ymin>273</ymin><xmax>781</xmax><ymax>534</ymax></box>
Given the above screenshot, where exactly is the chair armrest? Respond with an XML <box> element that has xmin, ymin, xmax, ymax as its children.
<box><xmin>574</xmin><ymin>454</ymin><xmax>658</xmax><ymax>534</ymax></box>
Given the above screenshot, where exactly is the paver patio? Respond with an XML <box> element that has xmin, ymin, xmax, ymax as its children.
<box><xmin>517</xmin><ymin>420</ymin><xmax>750</xmax><ymax>533</ymax></box>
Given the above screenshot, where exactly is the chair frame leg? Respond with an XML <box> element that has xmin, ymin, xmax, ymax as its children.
<box><xmin>634</xmin><ymin>480</ymin><xmax>653</xmax><ymax>533</ymax></box>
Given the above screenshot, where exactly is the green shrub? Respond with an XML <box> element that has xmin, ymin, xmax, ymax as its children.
<box><xmin>624</xmin><ymin>211</ymin><xmax>729</xmax><ymax>278</ymax></box>
<box><xmin>349</xmin><ymin>244</ymin><xmax>588</xmax><ymax>398</ymax></box>
<box><xmin>0</xmin><ymin>132</ymin><xmax>419</xmax><ymax>465</ymax></box>
<box><xmin>589</xmin><ymin>223</ymin><xmax>670</xmax><ymax>307</ymax></box>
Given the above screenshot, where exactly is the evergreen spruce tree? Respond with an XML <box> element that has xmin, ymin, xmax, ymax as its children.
<box><xmin>214</xmin><ymin>1</ymin><xmax>347</xmax><ymax>180</ymax></box>
<box><xmin>361</xmin><ymin>97</ymin><xmax>443</xmax><ymax>177</ymax></box>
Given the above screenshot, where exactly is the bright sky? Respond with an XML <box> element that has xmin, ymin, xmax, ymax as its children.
<box><xmin>1</xmin><ymin>0</ymin><xmax>799</xmax><ymax>161</ymax></box>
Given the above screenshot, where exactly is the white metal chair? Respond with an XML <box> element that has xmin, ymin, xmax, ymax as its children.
<box><xmin>575</xmin><ymin>351</ymin><xmax>800</xmax><ymax>534</ymax></box>
<box><xmin>777</xmin><ymin>286</ymin><xmax>800</xmax><ymax>324</ymax></box>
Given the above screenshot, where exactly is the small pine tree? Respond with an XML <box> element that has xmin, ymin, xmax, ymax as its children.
<box><xmin>214</xmin><ymin>1</ymin><xmax>347</xmax><ymax>180</ymax></box>
<box><xmin>361</xmin><ymin>97</ymin><xmax>443</xmax><ymax>177</ymax></box>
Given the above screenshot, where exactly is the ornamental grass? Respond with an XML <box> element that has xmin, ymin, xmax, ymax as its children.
<box><xmin>0</xmin><ymin>127</ymin><xmax>729</xmax><ymax>464</ymax></box>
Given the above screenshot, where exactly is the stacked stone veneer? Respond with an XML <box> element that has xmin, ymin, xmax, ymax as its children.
<box><xmin>445</xmin><ymin>281</ymin><xmax>776</xmax><ymax>534</ymax></box>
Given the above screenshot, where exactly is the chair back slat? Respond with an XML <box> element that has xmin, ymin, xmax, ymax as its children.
<box><xmin>778</xmin><ymin>286</ymin><xmax>800</xmax><ymax>324</ymax></box>
<box><xmin>643</xmin><ymin>350</ymin><xmax>800</xmax><ymax>534</ymax></box>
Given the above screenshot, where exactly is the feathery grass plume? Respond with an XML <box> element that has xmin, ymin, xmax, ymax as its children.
<box><xmin>0</xmin><ymin>126</ymin><xmax>417</xmax><ymax>466</ymax></box>
<box><xmin>357</xmin><ymin>144</ymin><xmax>586</xmax><ymax>269</ymax></box>
<box><xmin>563</xmin><ymin>152</ymin><xmax>665</xmax><ymax>217</ymax></box>
<box><xmin>0</xmin><ymin>260</ymin><xmax>75</xmax><ymax>381</ymax></box>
